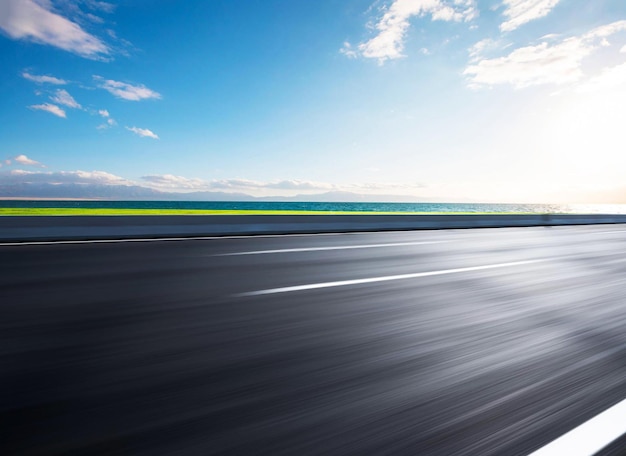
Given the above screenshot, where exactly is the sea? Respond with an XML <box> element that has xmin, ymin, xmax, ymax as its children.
<box><xmin>2</xmin><ymin>200</ymin><xmax>626</xmax><ymax>214</ymax></box>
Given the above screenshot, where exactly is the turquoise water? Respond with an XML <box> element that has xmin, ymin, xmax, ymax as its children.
<box><xmin>2</xmin><ymin>200</ymin><xmax>626</xmax><ymax>214</ymax></box>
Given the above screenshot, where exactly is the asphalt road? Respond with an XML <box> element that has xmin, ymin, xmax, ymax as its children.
<box><xmin>2</xmin><ymin>225</ymin><xmax>626</xmax><ymax>455</ymax></box>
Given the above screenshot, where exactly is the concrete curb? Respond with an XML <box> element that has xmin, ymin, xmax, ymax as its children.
<box><xmin>1</xmin><ymin>214</ymin><xmax>626</xmax><ymax>242</ymax></box>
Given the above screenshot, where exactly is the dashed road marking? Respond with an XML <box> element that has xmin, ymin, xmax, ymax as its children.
<box><xmin>527</xmin><ymin>398</ymin><xmax>626</xmax><ymax>456</ymax></box>
<box><xmin>0</xmin><ymin>231</ymin><xmax>401</xmax><ymax>247</ymax></box>
<box><xmin>236</xmin><ymin>259</ymin><xmax>545</xmax><ymax>296</ymax></box>
<box><xmin>216</xmin><ymin>241</ymin><xmax>446</xmax><ymax>256</ymax></box>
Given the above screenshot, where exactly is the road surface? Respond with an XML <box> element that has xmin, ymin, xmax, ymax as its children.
<box><xmin>2</xmin><ymin>225</ymin><xmax>626</xmax><ymax>455</ymax></box>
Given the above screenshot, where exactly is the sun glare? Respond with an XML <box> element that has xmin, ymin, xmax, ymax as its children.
<box><xmin>541</xmin><ymin>81</ymin><xmax>626</xmax><ymax>194</ymax></box>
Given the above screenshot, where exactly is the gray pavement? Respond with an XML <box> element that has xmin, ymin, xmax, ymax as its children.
<box><xmin>2</xmin><ymin>225</ymin><xmax>626</xmax><ymax>455</ymax></box>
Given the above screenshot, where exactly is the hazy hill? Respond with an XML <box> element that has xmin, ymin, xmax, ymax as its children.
<box><xmin>0</xmin><ymin>183</ymin><xmax>434</xmax><ymax>202</ymax></box>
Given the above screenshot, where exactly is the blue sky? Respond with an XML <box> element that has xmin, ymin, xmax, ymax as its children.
<box><xmin>1</xmin><ymin>0</ymin><xmax>626</xmax><ymax>202</ymax></box>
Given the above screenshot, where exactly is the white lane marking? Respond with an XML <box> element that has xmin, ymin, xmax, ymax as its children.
<box><xmin>216</xmin><ymin>241</ymin><xmax>446</xmax><ymax>256</ymax></box>
<box><xmin>0</xmin><ymin>231</ymin><xmax>403</xmax><ymax>247</ymax></box>
<box><xmin>0</xmin><ymin>236</ymin><xmax>230</xmax><ymax>246</ymax></box>
<box><xmin>527</xmin><ymin>398</ymin><xmax>626</xmax><ymax>456</ymax></box>
<box><xmin>236</xmin><ymin>259</ymin><xmax>545</xmax><ymax>296</ymax></box>
<box><xmin>590</xmin><ymin>230</ymin><xmax>626</xmax><ymax>235</ymax></box>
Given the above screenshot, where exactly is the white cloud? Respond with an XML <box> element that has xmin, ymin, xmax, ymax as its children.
<box><xmin>205</xmin><ymin>178</ymin><xmax>334</xmax><ymax>191</ymax></box>
<box><xmin>576</xmin><ymin>62</ymin><xmax>626</xmax><ymax>95</ymax></box>
<box><xmin>215</xmin><ymin>178</ymin><xmax>426</xmax><ymax>193</ymax></box>
<box><xmin>14</xmin><ymin>154</ymin><xmax>44</xmax><ymax>167</ymax></box>
<box><xmin>141</xmin><ymin>176</ymin><xmax>347</xmax><ymax>193</ymax></box>
<box><xmin>94</xmin><ymin>76</ymin><xmax>161</xmax><ymax>101</ymax></box>
<box><xmin>265</xmin><ymin>180</ymin><xmax>333</xmax><ymax>190</ymax></box>
<box><xmin>22</xmin><ymin>71</ymin><xmax>67</xmax><ymax>84</ymax></box>
<box><xmin>126</xmin><ymin>126</ymin><xmax>159</xmax><ymax>139</ymax></box>
<box><xmin>0</xmin><ymin>0</ymin><xmax>109</xmax><ymax>58</ymax></box>
<box><xmin>84</xmin><ymin>1</ymin><xmax>115</xmax><ymax>14</ymax></box>
<box><xmin>50</xmin><ymin>89</ymin><xmax>81</xmax><ymax>109</ymax></box>
<box><xmin>344</xmin><ymin>181</ymin><xmax>426</xmax><ymax>191</ymax></box>
<box><xmin>6</xmin><ymin>169</ymin><xmax>134</xmax><ymax>186</ymax></box>
<box><xmin>357</xmin><ymin>0</ymin><xmax>477</xmax><ymax>63</ymax></box>
<box><xmin>540</xmin><ymin>33</ymin><xmax>560</xmax><ymax>40</ymax></box>
<box><xmin>141</xmin><ymin>174</ymin><xmax>208</xmax><ymax>190</ymax></box>
<box><xmin>96</xmin><ymin>109</ymin><xmax>116</xmax><ymax>128</ymax></box>
<box><xmin>84</xmin><ymin>12</ymin><xmax>104</xmax><ymax>24</ymax></box>
<box><xmin>468</xmin><ymin>38</ymin><xmax>501</xmax><ymax>62</ymax></box>
<box><xmin>3</xmin><ymin>168</ymin><xmax>427</xmax><ymax>196</ymax></box>
<box><xmin>464</xmin><ymin>21</ymin><xmax>626</xmax><ymax>88</ymax></box>
<box><xmin>154</xmin><ymin>177</ymin><xmax>425</xmax><ymax>194</ymax></box>
<box><xmin>588</xmin><ymin>21</ymin><xmax>626</xmax><ymax>39</ymax></box>
<box><xmin>500</xmin><ymin>0</ymin><xmax>561</xmax><ymax>32</ymax></box>
<box><xmin>8</xmin><ymin>169</ymin><xmax>29</xmax><ymax>175</ymax></box>
<box><xmin>340</xmin><ymin>41</ymin><xmax>358</xmax><ymax>58</ymax></box>
<box><xmin>29</xmin><ymin>103</ymin><xmax>66</xmax><ymax>118</ymax></box>
<box><xmin>206</xmin><ymin>178</ymin><xmax>263</xmax><ymax>190</ymax></box>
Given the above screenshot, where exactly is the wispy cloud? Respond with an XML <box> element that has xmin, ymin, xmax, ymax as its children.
<box><xmin>29</xmin><ymin>103</ymin><xmax>66</xmax><ymax>118</ymax></box>
<box><xmin>339</xmin><ymin>41</ymin><xmax>358</xmax><ymax>59</ymax></box>
<box><xmin>356</xmin><ymin>0</ymin><xmax>477</xmax><ymax>63</ymax></box>
<box><xmin>84</xmin><ymin>12</ymin><xmax>104</xmax><ymax>24</ymax></box>
<box><xmin>126</xmin><ymin>126</ymin><xmax>159</xmax><ymax>139</ymax></box>
<box><xmin>500</xmin><ymin>0</ymin><xmax>561</xmax><ymax>32</ymax></box>
<box><xmin>97</xmin><ymin>118</ymin><xmax>117</xmax><ymax>129</ymax></box>
<box><xmin>344</xmin><ymin>181</ymin><xmax>426</xmax><ymax>191</ymax></box>
<box><xmin>0</xmin><ymin>0</ymin><xmax>109</xmax><ymax>59</ymax></box>
<box><xmin>141</xmin><ymin>174</ymin><xmax>208</xmax><ymax>190</ymax></box>
<box><xmin>576</xmin><ymin>61</ymin><xmax>626</xmax><ymax>95</ymax></box>
<box><xmin>6</xmin><ymin>169</ymin><xmax>134</xmax><ymax>186</ymax></box>
<box><xmin>141</xmin><ymin>176</ymin><xmax>335</xmax><ymax>193</ymax></box>
<box><xmin>209</xmin><ymin>178</ymin><xmax>426</xmax><ymax>193</ymax></box>
<box><xmin>96</xmin><ymin>109</ymin><xmax>117</xmax><ymax>129</ymax></box>
<box><xmin>205</xmin><ymin>178</ymin><xmax>335</xmax><ymax>191</ymax></box>
<box><xmin>141</xmin><ymin>175</ymin><xmax>425</xmax><ymax>194</ymax></box>
<box><xmin>50</xmin><ymin>89</ymin><xmax>81</xmax><ymax>109</ymax></box>
<box><xmin>468</xmin><ymin>38</ymin><xmax>504</xmax><ymax>62</ymax></box>
<box><xmin>464</xmin><ymin>20</ymin><xmax>626</xmax><ymax>88</ymax></box>
<box><xmin>94</xmin><ymin>76</ymin><xmax>161</xmax><ymax>101</ymax></box>
<box><xmin>22</xmin><ymin>71</ymin><xmax>67</xmax><ymax>85</ymax></box>
<box><xmin>13</xmin><ymin>154</ymin><xmax>45</xmax><ymax>167</ymax></box>
<box><xmin>84</xmin><ymin>1</ymin><xmax>116</xmax><ymax>14</ymax></box>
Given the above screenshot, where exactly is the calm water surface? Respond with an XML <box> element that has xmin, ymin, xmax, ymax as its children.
<box><xmin>2</xmin><ymin>201</ymin><xmax>626</xmax><ymax>214</ymax></box>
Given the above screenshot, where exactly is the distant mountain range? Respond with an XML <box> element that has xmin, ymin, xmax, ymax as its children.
<box><xmin>1</xmin><ymin>182</ymin><xmax>624</xmax><ymax>204</ymax></box>
<box><xmin>0</xmin><ymin>182</ymin><xmax>447</xmax><ymax>202</ymax></box>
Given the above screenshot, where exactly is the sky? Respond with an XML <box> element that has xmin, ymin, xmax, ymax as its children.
<box><xmin>1</xmin><ymin>0</ymin><xmax>626</xmax><ymax>203</ymax></box>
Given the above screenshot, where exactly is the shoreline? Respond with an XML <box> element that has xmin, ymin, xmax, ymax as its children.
<box><xmin>2</xmin><ymin>202</ymin><xmax>626</xmax><ymax>217</ymax></box>
<box><xmin>1</xmin><ymin>213</ymin><xmax>626</xmax><ymax>242</ymax></box>
<box><xmin>0</xmin><ymin>208</ymin><xmax>554</xmax><ymax>216</ymax></box>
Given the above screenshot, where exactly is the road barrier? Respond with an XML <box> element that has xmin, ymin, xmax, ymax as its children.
<box><xmin>1</xmin><ymin>214</ymin><xmax>626</xmax><ymax>241</ymax></box>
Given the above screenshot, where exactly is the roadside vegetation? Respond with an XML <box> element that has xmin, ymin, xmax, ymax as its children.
<box><xmin>0</xmin><ymin>208</ymin><xmax>515</xmax><ymax>216</ymax></box>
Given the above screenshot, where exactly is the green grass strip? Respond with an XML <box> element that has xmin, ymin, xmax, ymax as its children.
<box><xmin>0</xmin><ymin>208</ymin><xmax>538</xmax><ymax>216</ymax></box>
